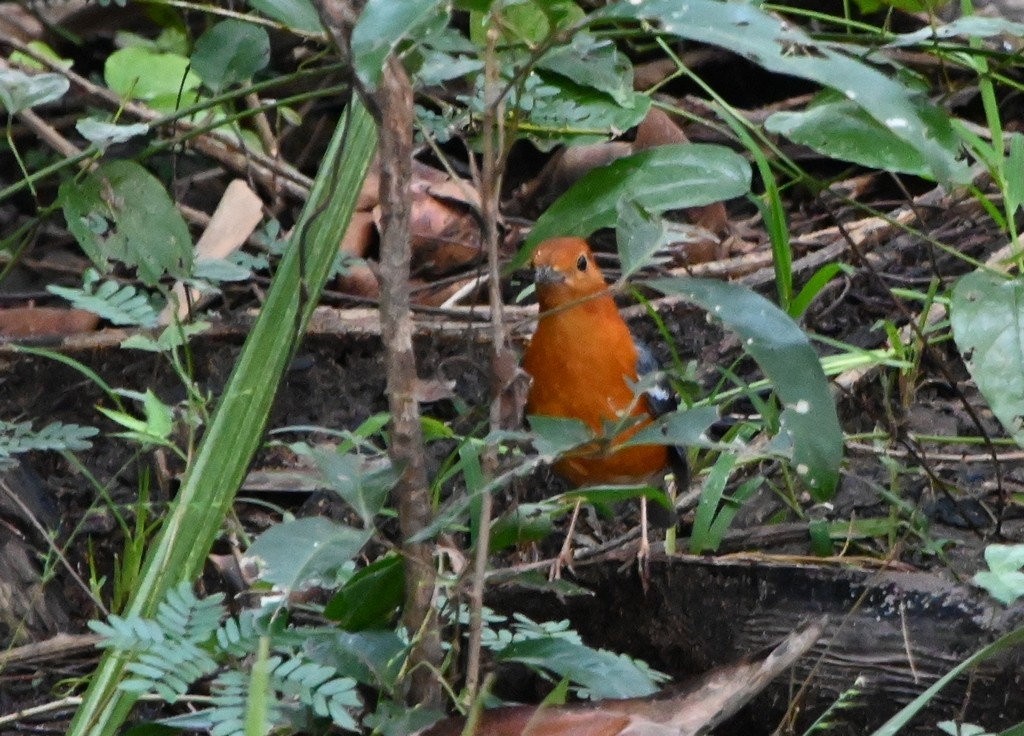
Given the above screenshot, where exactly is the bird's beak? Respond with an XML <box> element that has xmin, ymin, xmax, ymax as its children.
<box><xmin>534</xmin><ymin>265</ymin><xmax>566</xmax><ymax>285</ymax></box>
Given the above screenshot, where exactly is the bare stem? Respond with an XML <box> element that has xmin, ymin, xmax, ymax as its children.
<box><xmin>465</xmin><ymin>17</ymin><xmax>514</xmax><ymax>703</ymax></box>
<box><xmin>315</xmin><ymin>0</ymin><xmax>442</xmax><ymax>707</ymax></box>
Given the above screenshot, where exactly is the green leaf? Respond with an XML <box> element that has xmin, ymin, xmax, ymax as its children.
<box><xmin>974</xmin><ymin>544</ymin><xmax>1024</xmax><ymax>605</ymax></box>
<box><xmin>191</xmin><ymin>20</ymin><xmax>270</xmax><ymax>93</ymax></box>
<box><xmin>528</xmin><ymin>415</ymin><xmax>594</xmax><ymax>457</ymax></box>
<box><xmin>312</xmin><ymin>450</ymin><xmax>396</xmax><ymax>527</ymax></box>
<box><xmin>0</xmin><ymin>420</ymin><xmax>98</xmax><ymax>456</ymax></box>
<box><xmin>0</xmin><ymin>69</ymin><xmax>69</xmax><ymax>113</ymax></box>
<box><xmin>496</xmin><ymin>637</ymin><xmax>660</xmax><ymax>699</ymax></box>
<box><xmin>75</xmin><ymin>118</ymin><xmax>151</xmax><ymax>150</ymax></box>
<box><xmin>490</xmin><ymin>502</ymin><xmax>559</xmax><ymax>552</ymax></box>
<box><xmin>514</xmin><ymin>72</ymin><xmax>650</xmax><ymax>151</ymax></box>
<box><xmin>470</xmin><ymin>0</ymin><xmax>584</xmax><ymax>45</ymax></box>
<box><xmin>59</xmin><ymin>160</ymin><xmax>193</xmax><ymax>286</ymax></box>
<box><xmin>48</xmin><ymin>272</ymin><xmax>161</xmax><ymax>328</ymax></box>
<box><xmin>104</xmin><ymin>47</ymin><xmax>201</xmax><ymax>101</ymax></box>
<box><xmin>599</xmin><ymin>0</ymin><xmax>965</xmax><ymax>184</ymax></box>
<box><xmin>524</xmin><ymin>143</ymin><xmax>750</xmax><ymax>253</ymax></box>
<box><xmin>647</xmin><ymin>277</ymin><xmax>843</xmax><ymax>498</ymax></box>
<box><xmin>615</xmin><ymin>199</ymin><xmax>668</xmax><ymax>279</ymax></box>
<box><xmin>351</xmin><ymin>0</ymin><xmax>448</xmax><ymax>88</ymax></box>
<box><xmin>537</xmin><ymin>32</ymin><xmax>632</xmax><ymax>105</ymax></box>
<box><xmin>245</xmin><ymin>517</ymin><xmax>371</xmax><ymax>591</ymax></box>
<box><xmin>1005</xmin><ymin>134</ymin><xmax>1024</xmax><ymax>220</ymax></box>
<box><xmin>9</xmin><ymin>40</ymin><xmax>73</xmax><ymax>72</ymax></box>
<box><xmin>247</xmin><ymin>0</ymin><xmax>322</xmax><ymax>33</ymax></box>
<box><xmin>324</xmin><ymin>554</ymin><xmax>404</xmax><ymax>630</ymax></box>
<box><xmin>622</xmin><ymin>406</ymin><xmax>720</xmax><ymax>449</ymax></box>
<box><xmin>305</xmin><ymin>629</ymin><xmax>408</xmax><ymax>691</ymax></box>
<box><xmin>121</xmin><ymin>322</ymin><xmax>211</xmax><ymax>352</ymax></box>
<box><xmin>99</xmin><ymin>389</ymin><xmax>174</xmax><ymax>444</ymax></box>
<box><xmin>766</xmin><ymin>96</ymin><xmax>970</xmax><ymax>183</ymax></box>
<box><xmin>789</xmin><ymin>262</ymin><xmax>854</xmax><ymax>319</ymax></box>
<box><xmin>951</xmin><ymin>270</ymin><xmax>1024</xmax><ymax>446</ymax></box>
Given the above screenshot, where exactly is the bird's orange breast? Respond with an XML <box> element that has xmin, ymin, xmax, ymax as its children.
<box><xmin>523</xmin><ymin>296</ymin><xmax>669</xmax><ymax>487</ymax></box>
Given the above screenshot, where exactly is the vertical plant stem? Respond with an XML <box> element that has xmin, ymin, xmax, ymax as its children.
<box><xmin>313</xmin><ymin>0</ymin><xmax>442</xmax><ymax>707</ymax></box>
<box><xmin>465</xmin><ymin>20</ymin><xmax>510</xmax><ymax>703</ymax></box>
<box><xmin>377</xmin><ymin>54</ymin><xmax>443</xmax><ymax>707</ymax></box>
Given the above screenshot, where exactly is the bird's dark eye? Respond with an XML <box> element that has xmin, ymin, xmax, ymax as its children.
<box><xmin>576</xmin><ymin>254</ymin><xmax>588</xmax><ymax>271</ymax></box>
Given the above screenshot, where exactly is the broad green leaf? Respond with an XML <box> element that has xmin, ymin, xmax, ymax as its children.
<box><xmin>470</xmin><ymin>0</ymin><xmax>585</xmax><ymax>45</ymax></box>
<box><xmin>306</xmin><ymin>629</ymin><xmax>408</xmax><ymax>691</ymax></box>
<box><xmin>951</xmin><ymin>270</ymin><xmax>1024</xmax><ymax>446</ymax></box>
<box><xmin>536</xmin><ymin>33</ymin><xmax>632</xmax><ymax>105</ymax></box>
<box><xmin>246</xmin><ymin>517</ymin><xmax>371</xmax><ymax>591</ymax></box>
<box><xmin>351</xmin><ymin>0</ymin><xmax>448</xmax><ymax>88</ymax></box>
<box><xmin>324</xmin><ymin>554</ymin><xmax>404</xmax><ymax>630</ymax></box>
<box><xmin>191</xmin><ymin>257</ymin><xmax>252</xmax><ymax>282</ymax></box>
<box><xmin>191</xmin><ymin>20</ymin><xmax>271</xmax><ymax>93</ymax></box>
<box><xmin>615</xmin><ymin>198</ymin><xmax>668</xmax><ymax>279</ymax></box>
<box><xmin>647</xmin><ymin>277</ymin><xmax>843</xmax><ymax>498</ymax></box>
<box><xmin>75</xmin><ymin>118</ymin><xmax>150</xmax><ymax>150</ymax></box>
<box><xmin>974</xmin><ymin>544</ymin><xmax>1024</xmax><ymax>605</ymax></box>
<box><xmin>496</xmin><ymin>637</ymin><xmax>660</xmax><ymax>699</ymax></box>
<box><xmin>59</xmin><ymin>160</ymin><xmax>193</xmax><ymax>286</ymax></box>
<box><xmin>0</xmin><ymin>69</ymin><xmax>69</xmax><ymax>113</ymax></box>
<box><xmin>766</xmin><ymin>96</ymin><xmax>970</xmax><ymax>183</ymax></box>
<box><xmin>247</xmin><ymin>0</ymin><xmax>322</xmax><ymax>33</ymax></box>
<box><xmin>490</xmin><ymin>502</ymin><xmax>558</xmax><ymax>552</ymax></box>
<box><xmin>514</xmin><ymin>72</ymin><xmax>650</xmax><ymax>151</ymax></box>
<box><xmin>622</xmin><ymin>405</ymin><xmax>720</xmax><ymax>448</ymax></box>
<box><xmin>528</xmin><ymin>415</ymin><xmax>594</xmax><ymax>457</ymax></box>
<box><xmin>312</xmin><ymin>449</ymin><xmax>397</xmax><ymax>527</ymax></box>
<box><xmin>363</xmin><ymin>702</ymin><xmax>446</xmax><ymax>736</ymax></box>
<box><xmin>104</xmin><ymin>47</ymin><xmax>201</xmax><ymax>101</ymax></box>
<box><xmin>599</xmin><ymin>0</ymin><xmax>965</xmax><ymax>184</ymax></box>
<box><xmin>525</xmin><ymin>143</ymin><xmax>750</xmax><ymax>252</ymax></box>
<box><xmin>984</xmin><ymin>543</ymin><xmax>1024</xmax><ymax>573</ymax></box>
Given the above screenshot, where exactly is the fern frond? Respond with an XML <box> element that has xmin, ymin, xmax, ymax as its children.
<box><xmin>89</xmin><ymin>614</ymin><xmax>165</xmax><ymax>651</ymax></box>
<box><xmin>269</xmin><ymin>656</ymin><xmax>360</xmax><ymax>730</ymax></box>
<box><xmin>121</xmin><ymin>641</ymin><xmax>218</xmax><ymax>702</ymax></box>
<box><xmin>156</xmin><ymin>582</ymin><xmax>224</xmax><ymax>643</ymax></box>
<box><xmin>0</xmin><ymin>420</ymin><xmax>98</xmax><ymax>458</ymax></box>
<box><xmin>215</xmin><ymin>611</ymin><xmax>263</xmax><ymax>658</ymax></box>
<box><xmin>48</xmin><ymin>269</ymin><xmax>161</xmax><ymax>327</ymax></box>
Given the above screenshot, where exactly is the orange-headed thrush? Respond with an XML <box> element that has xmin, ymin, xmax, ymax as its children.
<box><xmin>522</xmin><ymin>236</ymin><xmax>688</xmax><ymax>532</ymax></box>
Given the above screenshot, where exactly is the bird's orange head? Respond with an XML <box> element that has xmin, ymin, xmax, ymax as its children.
<box><xmin>530</xmin><ymin>237</ymin><xmax>609</xmax><ymax>311</ymax></box>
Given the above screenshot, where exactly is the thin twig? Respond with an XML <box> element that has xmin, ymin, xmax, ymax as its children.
<box><xmin>464</xmin><ymin>18</ymin><xmax>510</xmax><ymax>703</ymax></box>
